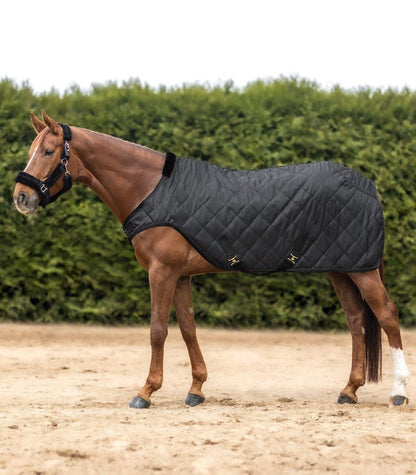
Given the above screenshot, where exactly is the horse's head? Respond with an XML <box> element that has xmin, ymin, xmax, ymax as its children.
<box><xmin>13</xmin><ymin>112</ymin><xmax>73</xmax><ymax>215</ymax></box>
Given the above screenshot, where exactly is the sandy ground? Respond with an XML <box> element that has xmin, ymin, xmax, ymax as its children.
<box><xmin>0</xmin><ymin>323</ymin><xmax>415</xmax><ymax>475</ymax></box>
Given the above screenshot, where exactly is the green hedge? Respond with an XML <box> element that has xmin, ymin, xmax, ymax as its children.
<box><xmin>1</xmin><ymin>78</ymin><xmax>416</xmax><ymax>329</ymax></box>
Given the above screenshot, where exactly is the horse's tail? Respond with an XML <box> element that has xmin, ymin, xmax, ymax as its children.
<box><xmin>364</xmin><ymin>263</ymin><xmax>383</xmax><ymax>383</ymax></box>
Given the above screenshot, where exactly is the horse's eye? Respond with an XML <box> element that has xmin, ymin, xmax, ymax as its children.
<box><xmin>44</xmin><ymin>149</ymin><xmax>55</xmax><ymax>157</ymax></box>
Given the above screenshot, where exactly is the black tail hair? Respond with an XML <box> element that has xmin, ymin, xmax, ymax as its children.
<box><xmin>364</xmin><ymin>265</ymin><xmax>383</xmax><ymax>383</ymax></box>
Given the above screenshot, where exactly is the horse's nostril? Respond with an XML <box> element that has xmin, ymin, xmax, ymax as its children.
<box><xmin>18</xmin><ymin>191</ymin><xmax>28</xmax><ymax>206</ymax></box>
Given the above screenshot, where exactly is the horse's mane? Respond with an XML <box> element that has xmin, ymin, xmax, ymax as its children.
<box><xmin>81</xmin><ymin>128</ymin><xmax>158</xmax><ymax>155</ymax></box>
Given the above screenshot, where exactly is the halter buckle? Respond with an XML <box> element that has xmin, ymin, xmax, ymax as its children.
<box><xmin>62</xmin><ymin>141</ymin><xmax>70</xmax><ymax>160</ymax></box>
<box><xmin>40</xmin><ymin>184</ymin><xmax>48</xmax><ymax>193</ymax></box>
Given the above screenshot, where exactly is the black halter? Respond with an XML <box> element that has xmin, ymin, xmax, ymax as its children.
<box><xmin>15</xmin><ymin>123</ymin><xmax>73</xmax><ymax>208</ymax></box>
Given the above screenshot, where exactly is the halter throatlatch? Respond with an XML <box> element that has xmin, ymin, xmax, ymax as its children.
<box><xmin>15</xmin><ymin>123</ymin><xmax>73</xmax><ymax>208</ymax></box>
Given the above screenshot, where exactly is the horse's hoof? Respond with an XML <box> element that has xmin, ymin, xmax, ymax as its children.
<box><xmin>129</xmin><ymin>396</ymin><xmax>151</xmax><ymax>409</ymax></box>
<box><xmin>185</xmin><ymin>393</ymin><xmax>205</xmax><ymax>407</ymax></box>
<box><xmin>390</xmin><ymin>395</ymin><xmax>409</xmax><ymax>407</ymax></box>
<box><xmin>337</xmin><ymin>394</ymin><xmax>356</xmax><ymax>404</ymax></box>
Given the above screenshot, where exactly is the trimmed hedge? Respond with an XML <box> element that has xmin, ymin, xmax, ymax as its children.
<box><xmin>1</xmin><ymin>78</ymin><xmax>416</xmax><ymax>328</ymax></box>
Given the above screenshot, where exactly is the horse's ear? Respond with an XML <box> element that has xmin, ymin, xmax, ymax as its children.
<box><xmin>30</xmin><ymin>112</ymin><xmax>46</xmax><ymax>134</ymax></box>
<box><xmin>41</xmin><ymin>111</ymin><xmax>62</xmax><ymax>136</ymax></box>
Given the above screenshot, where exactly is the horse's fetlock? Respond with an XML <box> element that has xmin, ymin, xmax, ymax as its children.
<box><xmin>145</xmin><ymin>376</ymin><xmax>163</xmax><ymax>394</ymax></box>
<box><xmin>349</xmin><ymin>369</ymin><xmax>365</xmax><ymax>387</ymax></box>
<box><xmin>152</xmin><ymin>381</ymin><xmax>163</xmax><ymax>392</ymax></box>
<box><xmin>192</xmin><ymin>369</ymin><xmax>208</xmax><ymax>383</ymax></box>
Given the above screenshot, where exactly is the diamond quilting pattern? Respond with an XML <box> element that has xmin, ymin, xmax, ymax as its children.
<box><xmin>123</xmin><ymin>157</ymin><xmax>384</xmax><ymax>274</ymax></box>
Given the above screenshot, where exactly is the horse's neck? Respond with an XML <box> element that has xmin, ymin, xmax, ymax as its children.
<box><xmin>72</xmin><ymin>128</ymin><xmax>165</xmax><ymax>223</ymax></box>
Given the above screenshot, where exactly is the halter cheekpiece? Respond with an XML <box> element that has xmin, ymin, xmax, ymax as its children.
<box><xmin>15</xmin><ymin>123</ymin><xmax>73</xmax><ymax>207</ymax></box>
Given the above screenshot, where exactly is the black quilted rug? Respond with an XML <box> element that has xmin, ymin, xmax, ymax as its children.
<box><xmin>123</xmin><ymin>155</ymin><xmax>384</xmax><ymax>274</ymax></box>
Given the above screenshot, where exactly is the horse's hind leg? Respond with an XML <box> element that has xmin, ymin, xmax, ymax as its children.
<box><xmin>349</xmin><ymin>269</ymin><xmax>410</xmax><ymax>406</ymax></box>
<box><xmin>329</xmin><ymin>272</ymin><xmax>367</xmax><ymax>403</ymax></box>
<box><xmin>173</xmin><ymin>276</ymin><xmax>207</xmax><ymax>406</ymax></box>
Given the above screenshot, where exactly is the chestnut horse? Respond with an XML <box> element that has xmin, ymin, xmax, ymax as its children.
<box><xmin>13</xmin><ymin>112</ymin><xmax>409</xmax><ymax>408</ymax></box>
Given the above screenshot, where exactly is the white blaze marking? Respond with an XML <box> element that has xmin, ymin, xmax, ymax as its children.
<box><xmin>24</xmin><ymin>145</ymin><xmax>39</xmax><ymax>171</ymax></box>
<box><xmin>390</xmin><ymin>347</ymin><xmax>410</xmax><ymax>397</ymax></box>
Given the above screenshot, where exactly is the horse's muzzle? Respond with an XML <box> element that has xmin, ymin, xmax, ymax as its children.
<box><xmin>13</xmin><ymin>186</ymin><xmax>39</xmax><ymax>215</ymax></box>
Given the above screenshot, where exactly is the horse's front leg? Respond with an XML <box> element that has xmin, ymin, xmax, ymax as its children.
<box><xmin>129</xmin><ymin>266</ymin><xmax>178</xmax><ymax>409</ymax></box>
<box><xmin>173</xmin><ymin>276</ymin><xmax>207</xmax><ymax>407</ymax></box>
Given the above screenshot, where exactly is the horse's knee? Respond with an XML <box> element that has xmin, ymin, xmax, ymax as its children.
<box><xmin>150</xmin><ymin>320</ymin><xmax>168</xmax><ymax>347</ymax></box>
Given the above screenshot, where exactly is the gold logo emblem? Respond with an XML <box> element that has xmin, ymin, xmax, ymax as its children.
<box><xmin>228</xmin><ymin>255</ymin><xmax>241</xmax><ymax>266</ymax></box>
<box><xmin>287</xmin><ymin>252</ymin><xmax>299</xmax><ymax>265</ymax></box>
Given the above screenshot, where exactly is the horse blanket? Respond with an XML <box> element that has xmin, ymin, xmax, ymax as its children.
<box><xmin>123</xmin><ymin>154</ymin><xmax>384</xmax><ymax>274</ymax></box>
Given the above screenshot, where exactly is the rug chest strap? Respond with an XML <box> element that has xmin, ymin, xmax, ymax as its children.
<box><xmin>163</xmin><ymin>152</ymin><xmax>176</xmax><ymax>177</ymax></box>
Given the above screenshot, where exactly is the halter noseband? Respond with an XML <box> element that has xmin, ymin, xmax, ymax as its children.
<box><xmin>15</xmin><ymin>123</ymin><xmax>73</xmax><ymax>208</ymax></box>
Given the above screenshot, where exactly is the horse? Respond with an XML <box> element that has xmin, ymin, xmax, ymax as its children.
<box><xmin>13</xmin><ymin>111</ymin><xmax>410</xmax><ymax>409</ymax></box>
